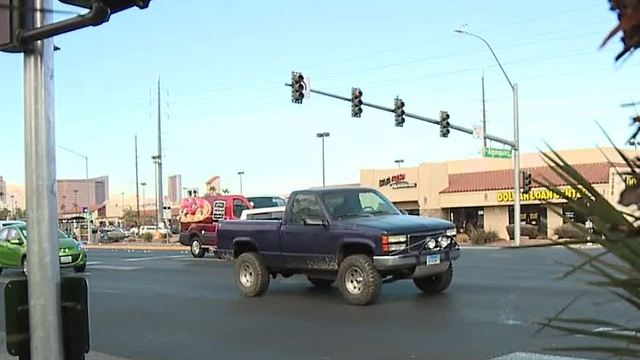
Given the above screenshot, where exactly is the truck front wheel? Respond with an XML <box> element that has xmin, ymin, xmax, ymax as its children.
<box><xmin>413</xmin><ymin>264</ymin><xmax>453</xmax><ymax>294</ymax></box>
<box><xmin>235</xmin><ymin>252</ymin><xmax>270</xmax><ymax>297</ymax></box>
<box><xmin>338</xmin><ymin>255</ymin><xmax>381</xmax><ymax>305</ymax></box>
<box><xmin>190</xmin><ymin>237</ymin><xmax>206</xmax><ymax>258</ymax></box>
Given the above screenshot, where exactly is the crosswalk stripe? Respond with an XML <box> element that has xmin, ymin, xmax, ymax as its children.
<box><xmin>491</xmin><ymin>352</ymin><xmax>592</xmax><ymax>360</ymax></box>
<box><xmin>124</xmin><ymin>255</ymin><xmax>185</xmax><ymax>262</ymax></box>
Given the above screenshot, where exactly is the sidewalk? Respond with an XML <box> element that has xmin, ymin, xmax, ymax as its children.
<box><xmin>459</xmin><ymin>238</ymin><xmax>600</xmax><ymax>249</ymax></box>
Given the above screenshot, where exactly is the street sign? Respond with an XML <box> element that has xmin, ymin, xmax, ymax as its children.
<box><xmin>472</xmin><ymin>125</ymin><xmax>483</xmax><ymax>139</ymax></box>
<box><xmin>483</xmin><ymin>147</ymin><xmax>512</xmax><ymax>159</ymax></box>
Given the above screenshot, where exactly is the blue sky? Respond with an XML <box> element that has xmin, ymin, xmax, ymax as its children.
<box><xmin>1</xmin><ymin>0</ymin><xmax>638</xmax><ymax>198</ymax></box>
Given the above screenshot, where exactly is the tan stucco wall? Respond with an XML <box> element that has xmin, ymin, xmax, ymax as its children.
<box><xmin>546</xmin><ymin>205</ymin><xmax>564</xmax><ymax>239</ymax></box>
<box><xmin>483</xmin><ymin>206</ymin><xmax>509</xmax><ymax>239</ymax></box>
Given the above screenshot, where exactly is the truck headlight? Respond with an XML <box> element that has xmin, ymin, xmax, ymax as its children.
<box><xmin>445</xmin><ymin>228</ymin><xmax>456</xmax><ymax>237</ymax></box>
<box><xmin>389</xmin><ymin>243</ymin><xmax>406</xmax><ymax>251</ymax></box>
<box><xmin>439</xmin><ymin>236</ymin><xmax>451</xmax><ymax>248</ymax></box>
<box><xmin>387</xmin><ymin>235</ymin><xmax>407</xmax><ymax>243</ymax></box>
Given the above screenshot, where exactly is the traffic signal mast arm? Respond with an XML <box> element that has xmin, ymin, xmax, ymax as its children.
<box><xmin>284</xmin><ymin>83</ymin><xmax>516</xmax><ymax>148</ymax></box>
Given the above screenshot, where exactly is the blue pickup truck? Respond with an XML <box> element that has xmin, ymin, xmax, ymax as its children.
<box><xmin>217</xmin><ymin>186</ymin><xmax>460</xmax><ymax>305</ymax></box>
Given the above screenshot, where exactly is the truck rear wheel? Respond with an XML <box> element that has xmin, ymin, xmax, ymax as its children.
<box><xmin>235</xmin><ymin>252</ymin><xmax>270</xmax><ymax>297</ymax></box>
<box><xmin>307</xmin><ymin>276</ymin><xmax>334</xmax><ymax>288</ymax></box>
<box><xmin>190</xmin><ymin>237</ymin><xmax>206</xmax><ymax>258</ymax></box>
<box><xmin>413</xmin><ymin>264</ymin><xmax>453</xmax><ymax>294</ymax></box>
<box><xmin>338</xmin><ymin>255</ymin><xmax>381</xmax><ymax>305</ymax></box>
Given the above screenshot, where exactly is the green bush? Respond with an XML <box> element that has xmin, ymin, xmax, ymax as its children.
<box><xmin>506</xmin><ymin>224</ymin><xmax>538</xmax><ymax>240</ymax></box>
<box><xmin>553</xmin><ymin>222</ymin><xmax>587</xmax><ymax>239</ymax></box>
<box><xmin>142</xmin><ymin>232</ymin><xmax>153</xmax><ymax>243</ymax></box>
<box><xmin>468</xmin><ymin>229</ymin><xmax>500</xmax><ymax>245</ymax></box>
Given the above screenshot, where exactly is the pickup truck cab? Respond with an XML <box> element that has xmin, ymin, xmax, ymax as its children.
<box><xmin>217</xmin><ymin>186</ymin><xmax>460</xmax><ymax>305</ymax></box>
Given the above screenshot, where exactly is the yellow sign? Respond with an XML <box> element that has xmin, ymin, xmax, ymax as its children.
<box><xmin>622</xmin><ymin>174</ymin><xmax>638</xmax><ymax>187</ymax></box>
<box><xmin>497</xmin><ymin>188</ymin><xmax>582</xmax><ymax>203</ymax></box>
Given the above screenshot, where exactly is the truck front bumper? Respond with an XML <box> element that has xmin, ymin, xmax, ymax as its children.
<box><xmin>373</xmin><ymin>247</ymin><xmax>460</xmax><ymax>273</ymax></box>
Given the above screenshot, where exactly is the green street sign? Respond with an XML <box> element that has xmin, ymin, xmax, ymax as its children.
<box><xmin>483</xmin><ymin>147</ymin><xmax>512</xmax><ymax>159</ymax></box>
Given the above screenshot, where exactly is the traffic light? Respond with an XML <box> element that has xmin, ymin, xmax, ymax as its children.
<box><xmin>523</xmin><ymin>171</ymin><xmax>532</xmax><ymax>194</ymax></box>
<box><xmin>59</xmin><ymin>0</ymin><xmax>150</xmax><ymax>14</ymax></box>
<box><xmin>394</xmin><ymin>97</ymin><xmax>405</xmax><ymax>127</ymax></box>
<box><xmin>439</xmin><ymin>111</ymin><xmax>450</xmax><ymax>138</ymax></box>
<box><xmin>291</xmin><ymin>72</ymin><xmax>305</xmax><ymax>104</ymax></box>
<box><xmin>0</xmin><ymin>0</ymin><xmax>23</xmax><ymax>53</ymax></box>
<box><xmin>351</xmin><ymin>87</ymin><xmax>363</xmax><ymax>118</ymax></box>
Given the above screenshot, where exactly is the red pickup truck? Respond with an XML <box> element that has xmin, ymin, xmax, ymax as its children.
<box><xmin>179</xmin><ymin>195</ymin><xmax>253</xmax><ymax>257</ymax></box>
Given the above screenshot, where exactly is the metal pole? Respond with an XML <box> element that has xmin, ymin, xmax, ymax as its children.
<box><xmin>157</xmin><ymin>78</ymin><xmax>164</xmax><ymax>229</ymax></box>
<box><xmin>85</xmin><ymin>155</ymin><xmax>91</xmax><ymax>243</ymax></box>
<box><xmin>482</xmin><ymin>73</ymin><xmax>487</xmax><ymax>149</ymax></box>
<box><xmin>154</xmin><ymin>159</ymin><xmax>158</xmax><ymax>230</ymax></box>
<box><xmin>24</xmin><ymin>0</ymin><xmax>64</xmax><ymax>357</ymax></box>
<box><xmin>513</xmin><ymin>83</ymin><xmax>521</xmax><ymax>246</ymax></box>
<box><xmin>321</xmin><ymin>137</ymin><xmax>326</xmax><ymax>187</ymax></box>
<box><xmin>135</xmin><ymin>135</ymin><xmax>140</xmax><ymax>224</ymax></box>
<box><xmin>239</xmin><ymin>174</ymin><xmax>243</xmax><ymax>194</ymax></box>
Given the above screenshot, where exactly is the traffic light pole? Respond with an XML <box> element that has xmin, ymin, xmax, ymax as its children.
<box><xmin>287</xmin><ymin>84</ymin><xmax>516</xmax><ymax>149</ymax></box>
<box><xmin>24</xmin><ymin>0</ymin><xmax>64</xmax><ymax>358</ymax></box>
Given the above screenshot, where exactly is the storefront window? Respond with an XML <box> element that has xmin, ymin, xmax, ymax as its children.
<box><xmin>562</xmin><ymin>205</ymin><xmax>587</xmax><ymax>224</ymax></box>
<box><xmin>508</xmin><ymin>205</ymin><xmax>548</xmax><ymax>235</ymax></box>
<box><xmin>449</xmin><ymin>207</ymin><xmax>484</xmax><ymax>233</ymax></box>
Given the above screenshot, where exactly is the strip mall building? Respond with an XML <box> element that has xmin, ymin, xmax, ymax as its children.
<box><xmin>360</xmin><ymin>148</ymin><xmax>635</xmax><ymax>240</ymax></box>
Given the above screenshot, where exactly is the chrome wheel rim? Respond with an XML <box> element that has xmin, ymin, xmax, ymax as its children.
<box><xmin>345</xmin><ymin>267</ymin><xmax>365</xmax><ymax>295</ymax></box>
<box><xmin>239</xmin><ymin>263</ymin><xmax>254</xmax><ymax>287</ymax></box>
<box><xmin>191</xmin><ymin>240</ymin><xmax>201</xmax><ymax>254</ymax></box>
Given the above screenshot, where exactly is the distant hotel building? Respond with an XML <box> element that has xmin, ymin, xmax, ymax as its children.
<box><xmin>168</xmin><ymin>174</ymin><xmax>182</xmax><ymax>204</ymax></box>
<box><xmin>57</xmin><ymin>176</ymin><xmax>109</xmax><ymax>216</ymax></box>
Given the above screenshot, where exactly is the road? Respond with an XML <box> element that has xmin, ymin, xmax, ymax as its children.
<box><xmin>0</xmin><ymin>247</ymin><xmax>630</xmax><ymax>360</ymax></box>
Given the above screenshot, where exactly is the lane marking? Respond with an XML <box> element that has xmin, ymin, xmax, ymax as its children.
<box><xmin>491</xmin><ymin>352</ymin><xmax>593</xmax><ymax>360</ymax></box>
<box><xmin>124</xmin><ymin>255</ymin><xmax>186</xmax><ymax>262</ymax></box>
<box><xmin>87</xmin><ymin>261</ymin><xmax>102</xmax><ymax>265</ymax></box>
<box><xmin>90</xmin><ymin>265</ymin><xmax>142</xmax><ymax>271</ymax></box>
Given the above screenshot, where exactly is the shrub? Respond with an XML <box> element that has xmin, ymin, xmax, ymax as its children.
<box><xmin>456</xmin><ymin>233</ymin><xmax>470</xmax><ymax>244</ymax></box>
<box><xmin>506</xmin><ymin>224</ymin><xmax>538</xmax><ymax>240</ymax></box>
<box><xmin>553</xmin><ymin>222</ymin><xmax>587</xmax><ymax>239</ymax></box>
<box><xmin>142</xmin><ymin>232</ymin><xmax>153</xmax><ymax>243</ymax></box>
<box><xmin>468</xmin><ymin>229</ymin><xmax>500</xmax><ymax>245</ymax></box>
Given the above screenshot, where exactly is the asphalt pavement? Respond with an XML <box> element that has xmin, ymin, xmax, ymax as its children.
<box><xmin>0</xmin><ymin>247</ymin><xmax>631</xmax><ymax>360</ymax></box>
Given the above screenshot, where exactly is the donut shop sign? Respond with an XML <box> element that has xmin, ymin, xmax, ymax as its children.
<box><xmin>378</xmin><ymin>173</ymin><xmax>417</xmax><ymax>189</ymax></box>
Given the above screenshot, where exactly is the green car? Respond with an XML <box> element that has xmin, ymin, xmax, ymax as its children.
<box><xmin>0</xmin><ymin>224</ymin><xmax>87</xmax><ymax>274</ymax></box>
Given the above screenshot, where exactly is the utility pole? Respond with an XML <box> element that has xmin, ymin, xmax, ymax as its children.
<box><xmin>135</xmin><ymin>135</ymin><xmax>140</xmax><ymax>223</ymax></box>
<box><xmin>237</xmin><ymin>171</ymin><xmax>244</xmax><ymax>194</ymax></box>
<box><xmin>156</xmin><ymin>78</ymin><xmax>164</xmax><ymax>229</ymax></box>
<box><xmin>482</xmin><ymin>73</ymin><xmax>487</xmax><ymax>149</ymax></box>
<box><xmin>23</xmin><ymin>0</ymin><xmax>64</xmax><ymax>357</ymax></box>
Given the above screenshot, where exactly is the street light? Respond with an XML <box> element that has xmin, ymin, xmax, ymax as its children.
<box><xmin>394</xmin><ymin>159</ymin><xmax>404</xmax><ymax>169</ymax></box>
<box><xmin>237</xmin><ymin>171</ymin><xmax>245</xmax><ymax>195</ymax></box>
<box><xmin>317</xmin><ymin>132</ymin><xmax>330</xmax><ymax>187</ymax></box>
<box><xmin>152</xmin><ymin>155</ymin><xmax>162</xmax><ymax>229</ymax></box>
<box><xmin>455</xmin><ymin>29</ymin><xmax>522</xmax><ymax>246</ymax></box>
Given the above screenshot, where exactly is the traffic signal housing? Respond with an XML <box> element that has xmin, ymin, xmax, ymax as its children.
<box><xmin>291</xmin><ymin>72</ymin><xmax>305</xmax><ymax>104</ymax></box>
<box><xmin>0</xmin><ymin>0</ymin><xmax>23</xmax><ymax>53</ymax></box>
<box><xmin>439</xmin><ymin>111</ymin><xmax>450</xmax><ymax>138</ymax></box>
<box><xmin>523</xmin><ymin>171</ymin><xmax>532</xmax><ymax>194</ymax></box>
<box><xmin>59</xmin><ymin>0</ymin><xmax>150</xmax><ymax>14</ymax></box>
<box><xmin>351</xmin><ymin>87</ymin><xmax>363</xmax><ymax>118</ymax></box>
<box><xmin>394</xmin><ymin>97</ymin><xmax>405</xmax><ymax>127</ymax></box>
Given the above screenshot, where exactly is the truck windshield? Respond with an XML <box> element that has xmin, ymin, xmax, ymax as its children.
<box><xmin>322</xmin><ymin>190</ymin><xmax>401</xmax><ymax>220</ymax></box>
